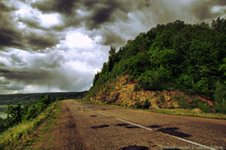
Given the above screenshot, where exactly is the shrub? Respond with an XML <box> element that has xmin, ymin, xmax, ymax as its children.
<box><xmin>135</xmin><ymin>101</ymin><xmax>142</xmax><ymax>109</ymax></box>
<box><xmin>214</xmin><ymin>81</ymin><xmax>226</xmax><ymax>114</ymax></box>
<box><xmin>143</xmin><ymin>99</ymin><xmax>151</xmax><ymax>109</ymax></box>
<box><xmin>5</xmin><ymin>103</ymin><xmax>23</xmax><ymax>127</ymax></box>
<box><xmin>198</xmin><ymin>102</ymin><xmax>211</xmax><ymax>113</ymax></box>
<box><xmin>134</xmin><ymin>85</ymin><xmax>141</xmax><ymax>91</ymax></box>
<box><xmin>0</xmin><ymin>117</ymin><xmax>6</xmax><ymax>133</ymax></box>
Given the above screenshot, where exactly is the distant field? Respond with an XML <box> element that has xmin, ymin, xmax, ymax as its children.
<box><xmin>0</xmin><ymin>112</ymin><xmax>7</xmax><ymax>119</ymax></box>
<box><xmin>0</xmin><ymin>105</ymin><xmax>7</xmax><ymax>119</ymax></box>
<box><xmin>0</xmin><ymin>105</ymin><xmax>7</xmax><ymax>112</ymax></box>
<box><xmin>0</xmin><ymin>92</ymin><xmax>86</xmax><ymax>105</ymax></box>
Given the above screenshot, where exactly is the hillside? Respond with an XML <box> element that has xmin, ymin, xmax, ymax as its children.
<box><xmin>86</xmin><ymin>18</ymin><xmax>226</xmax><ymax>114</ymax></box>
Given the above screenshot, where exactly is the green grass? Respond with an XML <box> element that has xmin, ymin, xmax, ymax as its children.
<box><xmin>148</xmin><ymin>108</ymin><xmax>226</xmax><ymax>120</ymax></box>
<box><xmin>27</xmin><ymin>102</ymin><xmax>61</xmax><ymax>150</ymax></box>
<box><xmin>0</xmin><ymin>102</ymin><xmax>60</xmax><ymax>150</ymax></box>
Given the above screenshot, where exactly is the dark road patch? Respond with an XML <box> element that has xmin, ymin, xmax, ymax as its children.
<box><xmin>120</xmin><ymin>145</ymin><xmax>149</xmax><ymax>150</ymax></box>
<box><xmin>148</xmin><ymin>125</ymin><xmax>161</xmax><ymax>128</ymax></box>
<box><xmin>116</xmin><ymin>123</ymin><xmax>129</xmax><ymax>127</ymax></box>
<box><xmin>90</xmin><ymin>115</ymin><xmax>97</xmax><ymax>117</ymax></box>
<box><xmin>162</xmin><ymin>148</ymin><xmax>181</xmax><ymax>150</ymax></box>
<box><xmin>115</xmin><ymin>123</ymin><xmax>140</xmax><ymax>129</ymax></box>
<box><xmin>157</xmin><ymin>127</ymin><xmax>191</xmax><ymax>138</ymax></box>
<box><xmin>126</xmin><ymin>126</ymin><xmax>140</xmax><ymax>129</ymax></box>
<box><xmin>91</xmin><ymin>125</ymin><xmax>109</xmax><ymax>129</ymax></box>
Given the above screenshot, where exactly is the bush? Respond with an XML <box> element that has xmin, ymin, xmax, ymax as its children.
<box><xmin>176</xmin><ymin>96</ymin><xmax>191</xmax><ymax>109</ymax></box>
<box><xmin>5</xmin><ymin>103</ymin><xmax>23</xmax><ymax>127</ymax></box>
<box><xmin>134</xmin><ymin>85</ymin><xmax>141</xmax><ymax>91</ymax></box>
<box><xmin>0</xmin><ymin>117</ymin><xmax>6</xmax><ymax>133</ymax></box>
<box><xmin>214</xmin><ymin>81</ymin><xmax>226</xmax><ymax>114</ymax></box>
<box><xmin>24</xmin><ymin>103</ymin><xmax>45</xmax><ymax>120</ymax></box>
<box><xmin>4</xmin><ymin>95</ymin><xmax>53</xmax><ymax>130</ymax></box>
<box><xmin>198</xmin><ymin>102</ymin><xmax>211</xmax><ymax>113</ymax></box>
<box><xmin>135</xmin><ymin>99</ymin><xmax>150</xmax><ymax>109</ymax></box>
<box><xmin>143</xmin><ymin>99</ymin><xmax>151</xmax><ymax>109</ymax></box>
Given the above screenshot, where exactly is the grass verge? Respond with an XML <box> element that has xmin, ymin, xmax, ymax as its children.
<box><xmin>148</xmin><ymin>108</ymin><xmax>226</xmax><ymax>120</ymax></box>
<box><xmin>28</xmin><ymin>102</ymin><xmax>61</xmax><ymax>150</ymax></box>
<box><xmin>78</xmin><ymin>99</ymin><xmax>226</xmax><ymax>120</ymax></box>
<box><xmin>0</xmin><ymin>102</ymin><xmax>60</xmax><ymax>150</ymax></box>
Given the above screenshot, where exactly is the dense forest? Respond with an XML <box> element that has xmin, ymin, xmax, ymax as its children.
<box><xmin>89</xmin><ymin>18</ymin><xmax>226</xmax><ymax>114</ymax></box>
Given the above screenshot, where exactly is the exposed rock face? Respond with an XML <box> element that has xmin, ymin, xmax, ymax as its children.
<box><xmin>88</xmin><ymin>76</ymin><xmax>213</xmax><ymax>109</ymax></box>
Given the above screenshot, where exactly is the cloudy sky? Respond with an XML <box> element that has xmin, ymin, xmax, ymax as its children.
<box><xmin>0</xmin><ymin>0</ymin><xmax>226</xmax><ymax>94</ymax></box>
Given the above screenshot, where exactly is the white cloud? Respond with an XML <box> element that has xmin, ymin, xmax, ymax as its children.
<box><xmin>64</xmin><ymin>31</ymin><xmax>94</xmax><ymax>49</ymax></box>
<box><xmin>39</xmin><ymin>13</ymin><xmax>63</xmax><ymax>28</ymax></box>
<box><xmin>211</xmin><ymin>6</ymin><xmax>226</xmax><ymax>14</ymax></box>
<box><xmin>14</xmin><ymin>2</ymin><xmax>63</xmax><ymax>29</ymax></box>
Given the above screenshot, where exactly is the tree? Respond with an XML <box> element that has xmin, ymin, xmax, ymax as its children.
<box><xmin>211</xmin><ymin>17</ymin><xmax>226</xmax><ymax>33</ymax></box>
<box><xmin>214</xmin><ymin>81</ymin><xmax>226</xmax><ymax>113</ymax></box>
<box><xmin>6</xmin><ymin>103</ymin><xmax>23</xmax><ymax>127</ymax></box>
<box><xmin>108</xmin><ymin>47</ymin><xmax>116</xmax><ymax>72</ymax></box>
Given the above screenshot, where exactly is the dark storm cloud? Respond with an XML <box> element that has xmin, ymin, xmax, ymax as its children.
<box><xmin>26</xmin><ymin>32</ymin><xmax>59</xmax><ymax>50</ymax></box>
<box><xmin>29</xmin><ymin>0</ymin><xmax>226</xmax><ymax>46</ymax></box>
<box><xmin>0</xmin><ymin>61</ymin><xmax>93</xmax><ymax>91</ymax></box>
<box><xmin>0</xmin><ymin>1</ymin><xmax>61</xmax><ymax>51</ymax></box>
<box><xmin>0</xmin><ymin>69</ymin><xmax>52</xmax><ymax>81</ymax></box>
<box><xmin>191</xmin><ymin>0</ymin><xmax>226</xmax><ymax>20</ymax></box>
<box><xmin>84</xmin><ymin>0</ymin><xmax>122</xmax><ymax>29</ymax></box>
<box><xmin>0</xmin><ymin>2</ymin><xmax>22</xmax><ymax>48</ymax></box>
<box><xmin>32</xmin><ymin>0</ymin><xmax>78</xmax><ymax>15</ymax></box>
<box><xmin>0</xmin><ymin>27</ymin><xmax>22</xmax><ymax>48</ymax></box>
<box><xmin>0</xmin><ymin>1</ymin><xmax>14</xmax><ymax>11</ymax></box>
<box><xmin>214</xmin><ymin>0</ymin><xmax>226</xmax><ymax>5</ymax></box>
<box><xmin>18</xmin><ymin>15</ymin><xmax>45</xmax><ymax>31</ymax></box>
<box><xmin>32</xmin><ymin>0</ymin><xmax>129</xmax><ymax>30</ymax></box>
<box><xmin>101</xmin><ymin>31</ymin><xmax>125</xmax><ymax>47</ymax></box>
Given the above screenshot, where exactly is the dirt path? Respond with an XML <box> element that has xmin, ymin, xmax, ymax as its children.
<box><xmin>50</xmin><ymin>102</ymin><xmax>86</xmax><ymax>150</ymax></box>
<box><xmin>54</xmin><ymin>100</ymin><xmax>226</xmax><ymax>150</ymax></box>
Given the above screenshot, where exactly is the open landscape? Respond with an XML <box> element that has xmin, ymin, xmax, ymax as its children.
<box><xmin>0</xmin><ymin>0</ymin><xmax>226</xmax><ymax>149</ymax></box>
<box><xmin>1</xmin><ymin>99</ymin><xmax>226</xmax><ymax>150</ymax></box>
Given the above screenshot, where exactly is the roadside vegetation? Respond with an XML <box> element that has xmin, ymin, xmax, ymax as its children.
<box><xmin>0</xmin><ymin>95</ymin><xmax>61</xmax><ymax>149</ymax></box>
<box><xmin>149</xmin><ymin>108</ymin><xmax>226</xmax><ymax>120</ymax></box>
<box><xmin>0</xmin><ymin>95</ymin><xmax>53</xmax><ymax>133</ymax></box>
<box><xmin>87</xmin><ymin>18</ymin><xmax>226</xmax><ymax>114</ymax></box>
<box><xmin>79</xmin><ymin>99</ymin><xmax>226</xmax><ymax>120</ymax></box>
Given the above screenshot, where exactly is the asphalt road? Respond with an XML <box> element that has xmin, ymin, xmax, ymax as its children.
<box><xmin>59</xmin><ymin>100</ymin><xmax>226</xmax><ymax>150</ymax></box>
